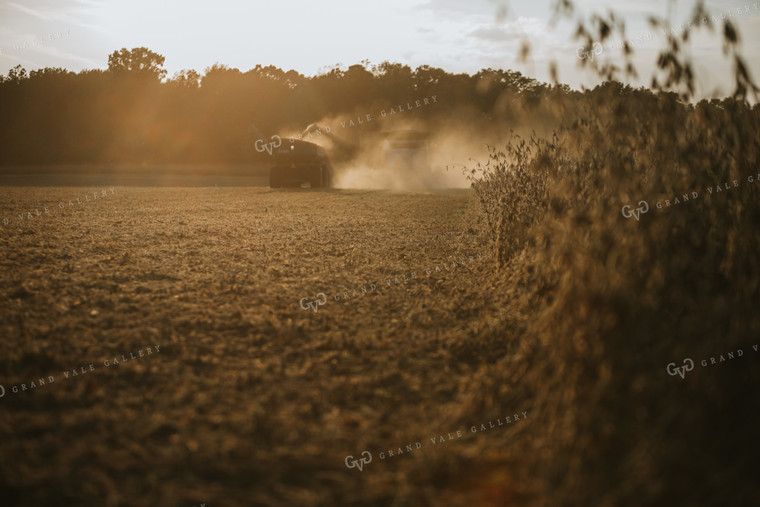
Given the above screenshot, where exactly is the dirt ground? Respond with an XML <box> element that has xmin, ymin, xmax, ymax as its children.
<box><xmin>0</xmin><ymin>184</ymin><xmax>530</xmax><ymax>507</ymax></box>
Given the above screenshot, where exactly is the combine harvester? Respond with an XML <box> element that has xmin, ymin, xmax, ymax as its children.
<box><xmin>379</xmin><ymin>129</ymin><xmax>445</xmax><ymax>188</ymax></box>
<box><xmin>380</xmin><ymin>129</ymin><xmax>431</xmax><ymax>172</ymax></box>
<box><xmin>267</xmin><ymin>124</ymin><xmax>440</xmax><ymax>189</ymax></box>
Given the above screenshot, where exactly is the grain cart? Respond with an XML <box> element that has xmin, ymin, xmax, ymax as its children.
<box><xmin>269</xmin><ymin>138</ymin><xmax>334</xmax><ymax>188</ymax></box>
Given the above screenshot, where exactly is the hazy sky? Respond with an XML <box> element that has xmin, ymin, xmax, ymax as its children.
<box><xmin>1</xmin><ymin>0</ymin><xmax>758</xmax><ymax>98</ymax></box>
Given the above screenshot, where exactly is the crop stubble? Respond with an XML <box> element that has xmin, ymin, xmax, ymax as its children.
<box><xmin>0</xmin><ymin>186</ymin><xmax>526</xmax><ymax>507</ymax></box>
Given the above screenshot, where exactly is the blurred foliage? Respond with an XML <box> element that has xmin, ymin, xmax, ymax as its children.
<box><xmin>466</xmin><ymin>0</ymin><xmax>760</xmax><ymax>504</ymax></box>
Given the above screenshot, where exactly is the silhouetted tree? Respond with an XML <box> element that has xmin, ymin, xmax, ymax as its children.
<box><xmin>107</xmin><ymin>47</ymin><xmax>167</xmax><ymax>81</ymax></box>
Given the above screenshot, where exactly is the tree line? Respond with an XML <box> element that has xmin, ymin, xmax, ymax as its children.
<box><xmin>0</xmin><ymin>47</ymin><xmax>557</xmax><ymax>165</ymax></box>
<box><xmin>1</xmin><ymin>47</ymin><xmax>746</xmax><ymax>166</ymax></box>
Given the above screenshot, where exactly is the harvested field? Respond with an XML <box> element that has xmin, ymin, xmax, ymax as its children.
<box><xmin>0</xmin><ymin>184</ymin><xmax>532</xmax><ymax>507</ymax></box>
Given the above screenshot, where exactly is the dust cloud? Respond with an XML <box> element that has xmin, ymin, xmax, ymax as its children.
<box><xmin>287</xmin><ymin>109</ymin><xmax>517</xmax><ymax>191</ymax></box>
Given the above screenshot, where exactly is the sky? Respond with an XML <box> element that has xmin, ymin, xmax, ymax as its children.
<box><xmin>1</xmin><ymin>0</ymin><xmax>759</xmax><ymax>98</ymax></box>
